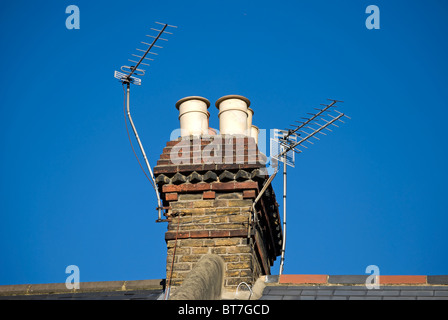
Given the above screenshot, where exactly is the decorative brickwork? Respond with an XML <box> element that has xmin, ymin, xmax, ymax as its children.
<box><xmin>154</xmin><ymin>135</ymin><xmax>282</xmax><ymax>290</ymax></box>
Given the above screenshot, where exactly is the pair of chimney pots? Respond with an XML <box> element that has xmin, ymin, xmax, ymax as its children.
<box><xmin>175</xmin><ymin>95</ymin><xmax>259</xmax><ymax>143</ymax></box>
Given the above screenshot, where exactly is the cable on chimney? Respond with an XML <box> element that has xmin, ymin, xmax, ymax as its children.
<box><xmin>164</xmin><ymin>214</ymin><xmax>181</xmax><ymax>300</ymax></box>
<box><xmin>122</xmin><ymin>83</ymin><xmax>156</xmax><ymax>190</ymax></box>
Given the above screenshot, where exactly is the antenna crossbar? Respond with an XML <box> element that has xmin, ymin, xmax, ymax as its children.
<box><xmin>280</xmin><ymin>112</ymin><xmax>345</xmax><ymax>157</ymax></box>
<box><xmin>125</xmin><ymin>24</ymin><xmax>168</xmax><ymax>80</ymax></box>
<box><xmin>282</xmin><ymin>100</ymin><xmax>337</xmax><ymax>141</ymax></box>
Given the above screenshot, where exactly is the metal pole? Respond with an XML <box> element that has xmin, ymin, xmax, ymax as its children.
<box><xmin>125</xmin><ymin>82</ymin><xmax>163</xmax><ymax>220</ymax></box>
<box><xmin>279</xmin><ymin>160</ymin><xmax>287</xmax><ymax>275</ymax></box>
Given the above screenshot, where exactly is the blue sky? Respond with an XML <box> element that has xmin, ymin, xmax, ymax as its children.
<box><xmin>1</xmin><ymin>0</ymin><xmax>447</xmax><ymax>285</ymax></box>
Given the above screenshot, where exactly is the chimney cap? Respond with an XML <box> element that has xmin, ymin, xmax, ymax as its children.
<box><xmin>215</xmin><ymin>95</ymin><xmax>251</xmax><ymax>109</ymax></box>
<box><xmin>176</xmin><ymin>96</ymin><xmax>211</xmax><ymax>110</ymax></box>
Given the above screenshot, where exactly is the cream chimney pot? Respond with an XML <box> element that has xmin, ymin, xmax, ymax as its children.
<box><xmin>215</xmin><ymin>95</ymin><xmax>250</xmax><ymax>136</ymax></box>
<box><xmin>246</xmin><ymin>107</ymin><xmax>254</xmax><ymax>136</ymax></box>
<box><xmin>250</xmin><ymin>125</ymin><xmax>259</xmax><ymax>144</ymax></box>
<box><xmin>176</xmin><ymin>96</ymin><xmax>211</xmax><ymax>137</ymax></box>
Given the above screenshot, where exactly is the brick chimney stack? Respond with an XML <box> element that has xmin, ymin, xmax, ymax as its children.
<box><xmin>153</xmin><ymin>95</ymin><xmax>282</xmax><ymax>293</ymax></box>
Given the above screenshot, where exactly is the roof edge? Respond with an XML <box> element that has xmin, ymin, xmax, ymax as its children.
<box><xmin>273</xmin><ymin>275</ymin><xmax>448</xmax><ymax>286</ymax></box>
<box><xmin>0</xmin><ymin>279</ymin><xmax>165</xmax><ymax>297</ymax></box>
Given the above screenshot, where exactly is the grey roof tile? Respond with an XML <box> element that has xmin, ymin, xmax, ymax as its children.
<box><xmin>366</xmin><ymin>290</ymin><xmax>400</xmax><ymax>296</ymax></box>
<box><xmin>284</xmin><ymin>286</ymin><xmax>305</xmax><ymax>290</ymax></box>
<box><xmin>335</xmin><ymin>285</ymin><xmax>368</xmax><ymax>290</ymax></box>
<box><xmin>400</xmin><ymin>290</ymin><xmax>434</xmax><ymax>297</ymax></box>
<box><xmin>259</xmin><ymin>295</ymin><xmax>282</xmax><ymax>300</ymax></box>
<box><xmin>330</xmin><ymin>296</ymin><xmax>348</xmax><ymax>300</ymax></box>
<box><xmin>349</xmin><ymin>296</ymin><xmax>382</xmax><ymax>300</ymax></box>
<box><xmin>281</xmin><ymin>285</ymin><xmax>322</xmax><ymax>290</ymax></box>
<box><xmin>433</xmin><ymin>286</ymin><xmax>448</xmax><ymax>290</ymax></box>
<box><xmin>333</xmin><ymin>290</ymin><xmax>366</xmax><ymax>296</ymax></box>
<box><xmin>434</xmin><ymin>290</ymin><xmax>448</xmax><ymax>297</ymax></box>
<box><xmin>302</xmin><ymin>289</ymin><xmax>333</xmax><ymax>296</ymax></box>
<box><xmin>383</xmin><ymin>296</ymin><xmax>417</xmax><ymax>300</ymax></box>
<box><xmin>284</xmin><ymin>289</ymin><xmax>302</xmax><ymax>295</ymax></box>
<box><xmin>394</xmin><ymin>286</ymin><xmax>435</xmax><ymax>290</ymax></box>
<box><xmin>265</xmin><ymin>288</ymin><xmax>289</xmax><ymax>296</ymax></box>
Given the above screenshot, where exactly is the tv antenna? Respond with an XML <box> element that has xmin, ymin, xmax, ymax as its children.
<box><xmin>268</xmin><ymin>99</ymin><xmax>350</xmax><ymax>275</ymax></box>
<box><xmin>114</xmin><ymin>22</ymin><xmax>177</xmax><ymax>222</ymax></box>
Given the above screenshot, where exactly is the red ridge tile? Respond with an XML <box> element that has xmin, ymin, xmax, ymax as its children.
<box><xmin>279</xmin><ymin>274</ymin><xmax>328</xmax><ymax>284</ymax></box>
<box><xmin>379</xmin><ymin>275</ymin><xmax>427</xmax><ymax>284</ymax></box>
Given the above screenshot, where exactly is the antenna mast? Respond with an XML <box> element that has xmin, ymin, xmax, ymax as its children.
<box><xmin>114</xmin><ymin>22</ymin><xmax>177</xmax><ymax>221</ymax></box>
<box><xmin>270</xmin><ymin>99</ymin><xmax>350</xmax><ymax>275</ymax></box>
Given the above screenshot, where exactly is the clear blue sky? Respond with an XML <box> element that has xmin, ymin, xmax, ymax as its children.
<box><xmin>1</xmin><ymin>0</ymin><xmax>447</xmax><ymax>285</ymax></box>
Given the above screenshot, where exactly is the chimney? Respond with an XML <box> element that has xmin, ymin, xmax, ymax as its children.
<box><xmin>154</xmin><ymin>95</ymin><xmax>281</xmax><ymax>295</ymax></box>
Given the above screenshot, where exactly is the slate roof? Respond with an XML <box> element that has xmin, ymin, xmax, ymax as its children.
<box><xmin>2</xmin><ymin>275</ymin><xmax>448</xmax><ymax>300</ymax></box>
<box><xmin>260</xmin><ymin>285</ymin><xmax>448</xmax><ymax>300</ymax></box>
<box><xmin>260</xmin><ymin>275</ymin><xmax>448</xmax><ymax>300</ymax></box>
